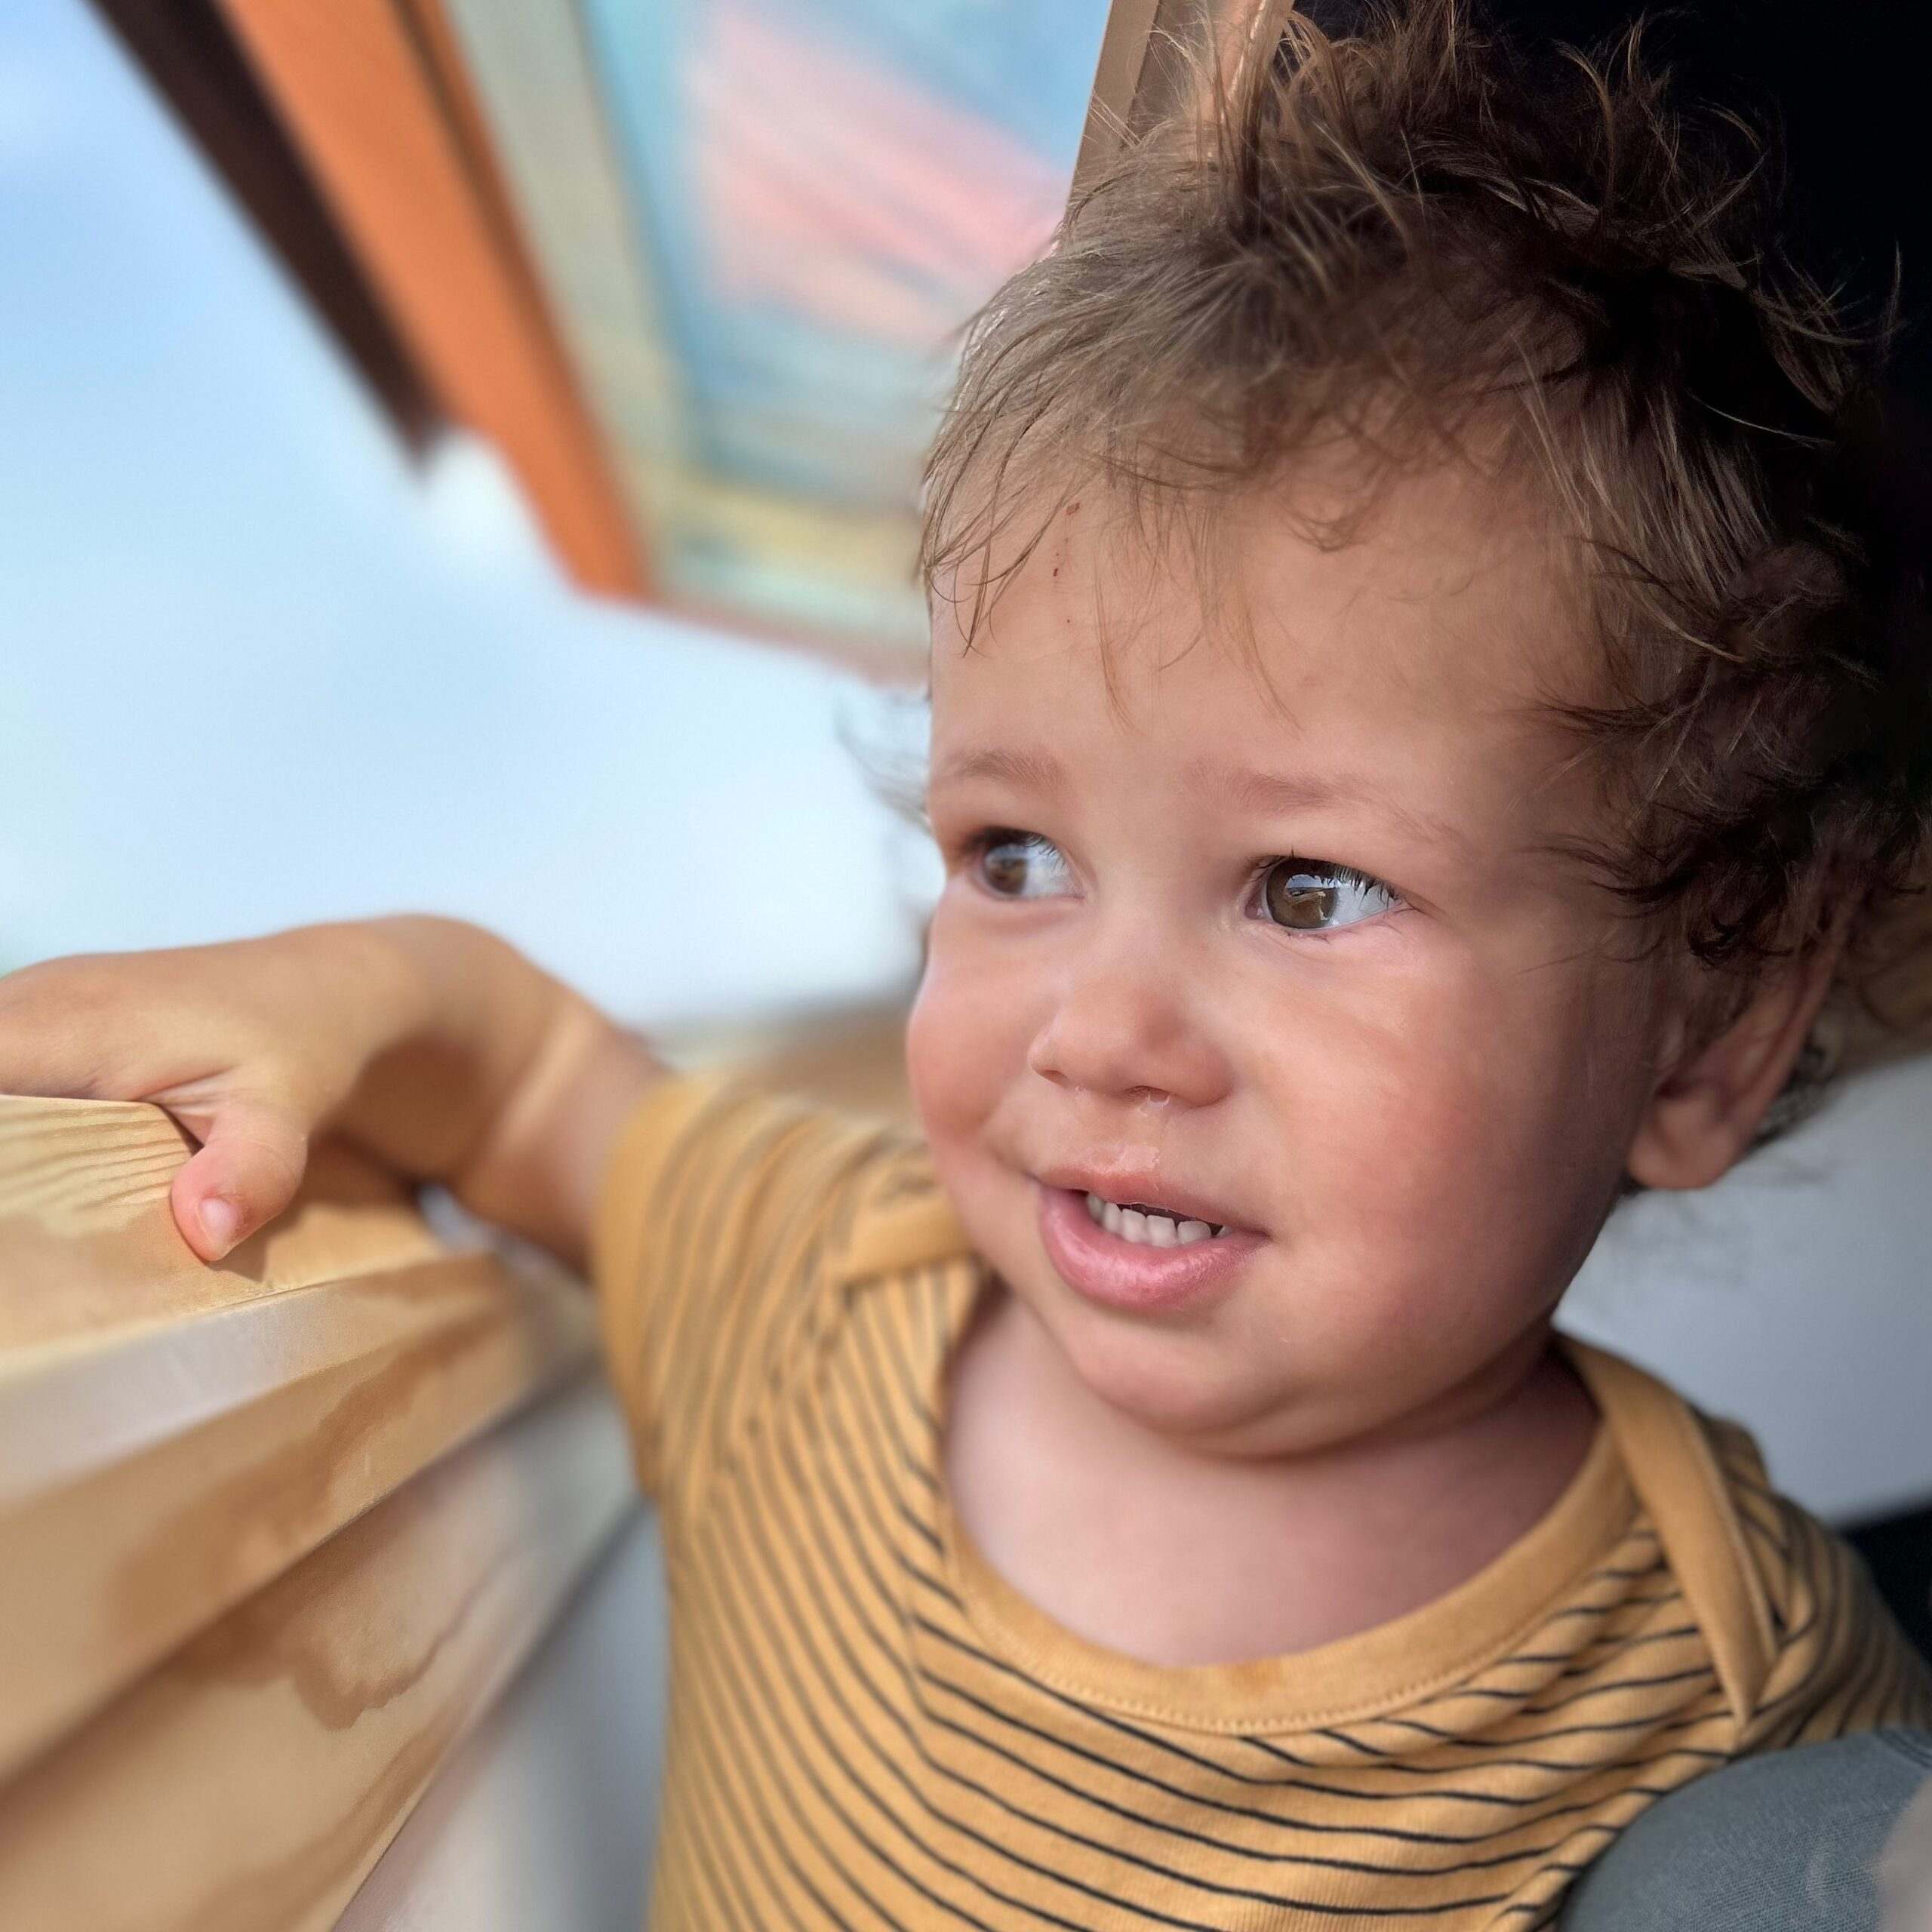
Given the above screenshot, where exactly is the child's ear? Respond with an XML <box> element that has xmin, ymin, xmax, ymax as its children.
<box><xmin>1626</xmin><ymin>943</ymin><xmax>1839</xmax><ymax>1192</ymax></box>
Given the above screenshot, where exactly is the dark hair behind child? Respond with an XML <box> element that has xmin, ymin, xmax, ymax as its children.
<box><xmin>922</xmin><ymin>0</ymin><xmax>1932</xmax><ymax>1119</ymax></box>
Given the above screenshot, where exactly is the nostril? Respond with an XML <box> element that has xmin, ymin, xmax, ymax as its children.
<box><xmin>1027</xmin><ymin>983</ymin><xmax>1226</xmax><ymax>1108</ymax></box>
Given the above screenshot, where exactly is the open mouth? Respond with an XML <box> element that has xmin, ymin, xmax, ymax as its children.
<box><xmin>1036</xmin><ymin>1182</ymin><xmax>1259</xmax><ymax>1314</ymax></box>
<box><xmin>1081</xmin><ymin>1192</ymin><xmax>1229</xmax><ymax>1247</ymax></box>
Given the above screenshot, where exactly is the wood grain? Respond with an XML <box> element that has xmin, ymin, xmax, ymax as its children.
<box><xmin>0</xmin><ymin>1096</ymin><xmax>441</xmax><ymax>1356</ymax></box>
<box><xmin>332</xmin><ymin>1511</ymin><xmax>666</xmax><ymax>1932</ymax></box>
<box><xmin>0</xmin><ymin>1374</ymin><xmax>633</xmax><ymax>1932</ymax></box>
<box><xmin>0</xmin><ymin>1096</ymin><xmax>595</xmax><ymax>1780</ymax></box>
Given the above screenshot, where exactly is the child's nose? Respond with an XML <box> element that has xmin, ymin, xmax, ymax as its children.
<box><xmin>1024</xmin><ymin>938</ymin><xmax>1231</xmax><ymax>1109</ymax></box>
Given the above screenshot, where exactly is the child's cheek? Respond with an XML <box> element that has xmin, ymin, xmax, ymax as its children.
<box><xmin>1294</xmin><ymin>981</ymin><xmax>1633</xmax><ymax>1344</ymax></box>
<box><xmin>1238</xmin><ymin>955</ymin><xmax>1614</xmax><ymax>1283</ymax></box>
<box><xmin>905</xmin><ymin>914</ymin><xmax>1027</xmax><ymax>1156</ymax></box>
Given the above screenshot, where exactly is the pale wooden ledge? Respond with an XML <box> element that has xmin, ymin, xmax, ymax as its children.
<box><xmin>0</xmin><ymin>1373</ymin><xmax>632</xmax><ymax>1932</ymax></box>
<box><xmin>0</xmin><ymin>1026</ymin><xmax>921</xmax><ymax>1923</ymax></box>
<box><xmin>0</xmin><ymin>1094</ymin><xmax>634</xmax><ymax>1926</ymax></box>
<box><xmin>0</xmin><ymin>1094</ymin><xmax>454</xmax><ymax>1356</ymax></box>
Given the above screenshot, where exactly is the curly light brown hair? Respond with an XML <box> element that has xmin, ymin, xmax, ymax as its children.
<box><xmin>920</xmin><ymin>0</ymin><xmax>1932</xmax><ymax>1111</ymax></box>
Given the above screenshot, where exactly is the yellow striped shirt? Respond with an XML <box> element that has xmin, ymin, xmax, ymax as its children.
<box><xmin>593</xmin><ymin>1073</ymin><xmax>1932</xmax><ymax>1930</ymax></box>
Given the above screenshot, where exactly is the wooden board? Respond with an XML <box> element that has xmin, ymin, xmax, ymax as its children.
<box><xmin>334</xmin><ymin>1509</ymin><xmax>666</xmax><ymax>1932</ymax></box>
<box><xmin>1074</xmin><ymin>0</ymin><xmax>1257</xmax><ymax>193</ymax></box>
<box><xmin>211</xmin><ymin>0</ymin><xmax>646</xmax><ymax>598</ymax></box>
<box><xmin>0</xmin><ymin>1097</ymin><xmax>442</xmax><ymax>1355</ymax></box>
<box><xmin>0</xmin><ymin>1097</ymin><xmax>596</xmax><ymax>1780</ymax></box>
<box><xmin>0</xmin><ymin>1374</ymin><xmax>632</xmax><ymax>1932</ymax></box>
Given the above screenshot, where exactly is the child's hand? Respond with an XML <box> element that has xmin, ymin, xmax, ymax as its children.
<box><xmin>0</xmin><ymin>922</ymin><xmax>429</xmax><ymax>1262</ymax></box>
<box><xmin>0</xmin><ymin>917</ymin><xmax>660</xmax><ymax>1270</ymax></box>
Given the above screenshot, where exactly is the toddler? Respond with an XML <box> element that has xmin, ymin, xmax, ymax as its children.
<box><xmin>5</xmin><ymin>1</ymin><xmax>1930</xmax><ymax>1924</ymax></box>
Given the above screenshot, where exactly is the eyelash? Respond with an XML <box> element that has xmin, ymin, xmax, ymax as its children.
<box><xmin>958</xmin><ymin>828</ymin><xmax>1401</xmax><ymax>931</ymax></box>
<box><xmin>958</xmin><ymin>826</ymin><xmax>1035</xmax><ymax>866</ymax></box>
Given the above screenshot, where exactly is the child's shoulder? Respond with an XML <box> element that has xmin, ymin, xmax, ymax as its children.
<box><xmin>592</xmin><ymin>1074</ymin><xmax>977</xmax><ymax>1500</ymax></box>
<box><xmin>1568</xmin><ymin>1339</ymin><xmax>1932</xmax><ymax>1735</ymax></box>
<box><xmin>599</xmin><ymin>1069</ymin><xmax>965</xmax><ymax>1277</ymax></box>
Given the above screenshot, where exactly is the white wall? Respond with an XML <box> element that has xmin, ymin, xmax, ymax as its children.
<box><xmin>1566</xmin><ymin>1053</ymin><xmax>1932</xmax><ymax>1523</ymax></box>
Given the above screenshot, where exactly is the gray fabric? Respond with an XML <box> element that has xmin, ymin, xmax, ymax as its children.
<box><xmin>1559</xmin><ymin>1731</ymin><xmax>1932</xmax><ymax>1930</ymax></box>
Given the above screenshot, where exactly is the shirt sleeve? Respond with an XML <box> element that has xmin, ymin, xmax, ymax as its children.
<box><xmin>589</xmin><ymin>1069</ymin><xmax>926</xmax><ymax>1513</ymax></box>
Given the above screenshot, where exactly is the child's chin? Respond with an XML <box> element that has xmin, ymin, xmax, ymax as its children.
<box><xmin>1057</xmin><ymin>1310</ymin><xmax>1277</xmax><ymax>1444</ymax></box>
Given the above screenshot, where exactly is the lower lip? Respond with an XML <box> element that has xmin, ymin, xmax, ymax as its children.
<box><xmin>1035</xmin><ymin>1185</ymin><xmax>1263</xmax><ymax>1315</ymax></box>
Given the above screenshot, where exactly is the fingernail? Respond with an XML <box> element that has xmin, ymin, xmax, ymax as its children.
<box><xmin>198</xmin><ymin>1195</ymin><xmax>241</xmax><ymax>1256</ymax></box>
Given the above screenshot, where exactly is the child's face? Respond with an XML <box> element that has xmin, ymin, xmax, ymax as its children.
<box><xmin>909</xmin><ymin>460</ymin><xmax>1671</xmax><ymax>1456</ymax></box>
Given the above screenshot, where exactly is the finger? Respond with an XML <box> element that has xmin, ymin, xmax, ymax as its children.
<box><xmin>167</xmin><ymin>1099</ymin><xmax>309</xmax><ymax>1263</ymax></box>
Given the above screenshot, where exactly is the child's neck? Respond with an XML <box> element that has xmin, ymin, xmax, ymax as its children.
<box><xmin>943</xmin><ymin>1284</ymin><xmax>1599</xmax><ymax>1667</ymax></box>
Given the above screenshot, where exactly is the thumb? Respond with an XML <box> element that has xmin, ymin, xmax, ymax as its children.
<box><xmin>166</xmin><ymin>1097</ymin><xmax>310</xmax><ymax>1263</ymax></box>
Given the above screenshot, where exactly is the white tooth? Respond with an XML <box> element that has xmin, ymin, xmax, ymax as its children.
<box><xmin>1176</xmin><ymin>1219</ymin><xmax>1211</xmax><ymax>1244</ymax></box>
<box><xmin>1119</xmin><ymin>1208</ymin><xmax>1148</xmax><ymax>1244</ymax></box>
<box><xmin>1146</xmin><ymin>1214</ymin><xmax>1177</xmax><ymax>1247</ymax></box>
<box><xmin>1086</xmin><ymin>1191</ymin><xmax>1106</xmax><ymax>1223</ymax></box>
<box><xmin>1102</xmin><ymin>1200</ymin><xmax>1124</xmax><ymax>1236</ymax></box>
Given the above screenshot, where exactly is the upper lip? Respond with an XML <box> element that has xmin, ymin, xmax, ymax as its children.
<box><xmin>1034</xmin><ymin>1162</ymin><xmax>1254</xmax><ymax>1233</ymax></box>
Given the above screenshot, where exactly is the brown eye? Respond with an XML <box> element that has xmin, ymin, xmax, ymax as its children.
<box><xmin>1259</xmin><ymin>859</ymin><xmax>1395</xmax><ymax>933</ymax></box>
<box><xmin>1264</xmin><ymin>867</ymin><xmax>1337</xmax><ymax>929</ymax></box>
<box><xmin>975</xmin><ymin>832</ymin><xmax>1070</xmax><ymax>900</ymax></box>
<box><xmin>983</xmin><ymin>846</ymin><xmax>1029</xmax><ymax>894</ymax></box>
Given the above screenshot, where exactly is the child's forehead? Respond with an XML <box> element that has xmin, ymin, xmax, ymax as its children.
<box><xmin>929</xmin><ymin>457</ymin><xmax>1597</xmax><ymax>730</ymax></box>
<box><xmin>924</xmin><ymin>474</ymin><xmax>1620</xmax><ymax>896</ymax></box>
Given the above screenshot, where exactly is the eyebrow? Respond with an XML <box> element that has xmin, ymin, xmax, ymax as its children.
<box><xmin>1201</xmin><ymin>758</ymin><xmax>1473</xmax><ymax>856</ymax></box>
<box><xmin>930</xmin><ymin>744</ymin><xmax>1470</xmax><ymax>854</ymax></box>
<box><xmin>929</xmin><ymin>746</ymin><xmax>1069</xmax><ymax>795</ymax></box>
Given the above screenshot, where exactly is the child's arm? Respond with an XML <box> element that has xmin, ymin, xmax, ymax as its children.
<box><xmin>0</xmin><ymin>915</ymin><xmax>662</xmax><ymax>1271</ymax></box>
